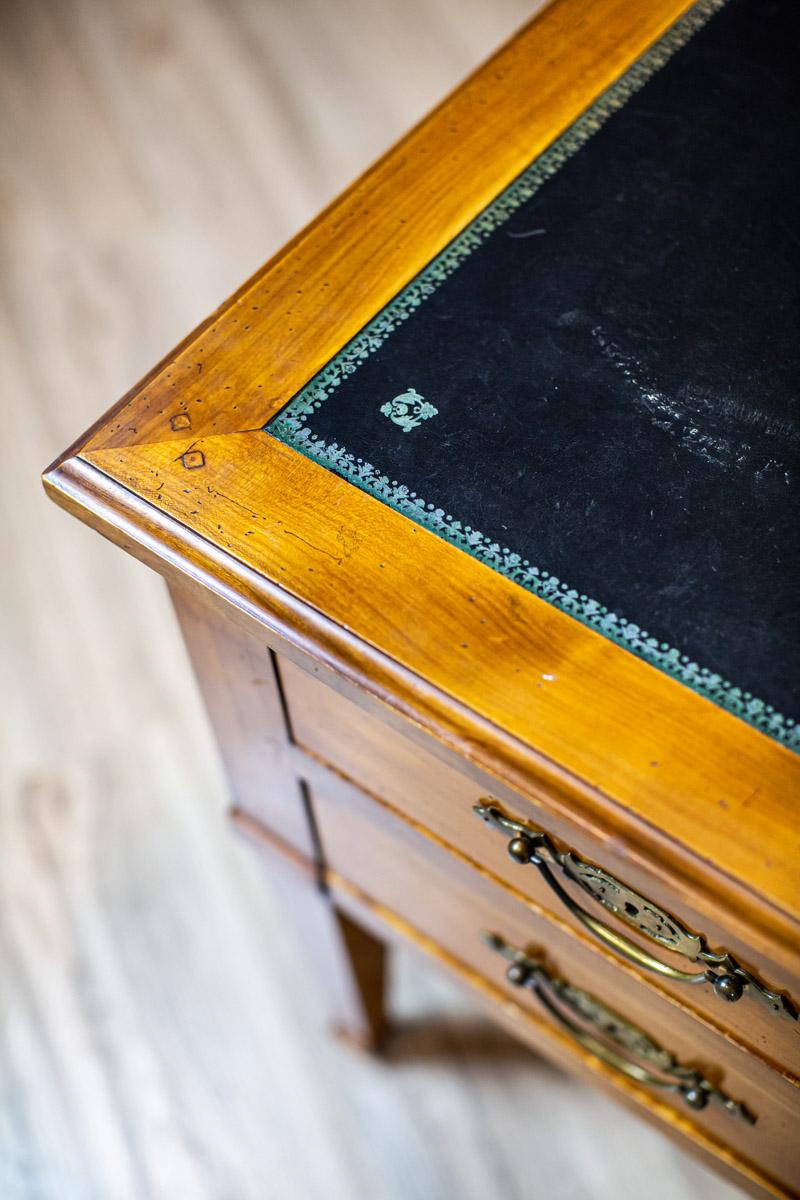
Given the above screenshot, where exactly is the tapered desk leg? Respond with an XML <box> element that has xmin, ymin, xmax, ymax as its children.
<box><xmin>169</xmin><ymin>581</ymin><xmax>388</xmax><ymax>1051</ymax></box>
<box><xmin>233</xmin><ymin>807</ymin><xmax>388</xmax><ymax>1051</ymax></box>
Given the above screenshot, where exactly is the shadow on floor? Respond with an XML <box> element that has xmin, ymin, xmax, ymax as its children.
<box><xmin>381</xmin><ymin>1014</ymin><xmax>563</xmax><ymax>1077</ymax></box>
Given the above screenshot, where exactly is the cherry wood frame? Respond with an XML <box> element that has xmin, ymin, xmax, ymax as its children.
<box><xmin>44</xmin><ymin>0</ymin><xmax>799</xmax><ymax>1003</ymax></box>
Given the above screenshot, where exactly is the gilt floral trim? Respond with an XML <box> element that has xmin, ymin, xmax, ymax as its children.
<box><xmin>269</xmin><ymin>427</ymin><xmax>798</xmax><ymax>751</ymax></box>
<box><xmin>267</xmin><ymin>0</ymin><xmax>799</xmax><ymax>752</ymax></box>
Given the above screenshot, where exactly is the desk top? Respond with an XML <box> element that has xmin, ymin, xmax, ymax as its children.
<box><xmin>44</xmin><ymin>0</ymin><xmax>800</xmax><ymax>954</ymax></box>
<box><xmin>269</xmin><ymin>0</ymin><xmax>799</xmax><ymax>750</ymax></box>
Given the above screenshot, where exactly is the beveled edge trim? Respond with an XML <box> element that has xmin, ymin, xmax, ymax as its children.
<box><xmin>42</xmin><ymin>450</ymin><xmax>800</xmax><ymax>971</ymax></box>
<box><xmin>73</xmin><ymin>428</ymin><xmax>800</xmax><ymax>936</ymax></box>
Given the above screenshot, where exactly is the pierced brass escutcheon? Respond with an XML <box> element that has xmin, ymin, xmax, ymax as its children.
<box><xmin>483</xmin><ymin>931</ymin><xmax>756</xmax><ymax>1124</ymax></box>
<box><xmin>473</xmin><ymin>802</ymin><xmax>797</xmax><ymax>1022</ymax></box>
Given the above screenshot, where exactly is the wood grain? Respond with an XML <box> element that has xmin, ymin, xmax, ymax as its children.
<box><xmin>9</xmin><ymin>0</ymin><xmax>758</xmax><ymax>1194</ymax></box>
<box><xmin>41</xmin><ymin>0</ymin><xmax>800</xmax><ymax>988</ymax></box>
<box><xmin>63</xmin><ymin>428</ymin><xmax>800</xmax><ymax>962</ymax></box>
<box><xmin>277</xmin><ymin>653</ymin><xmax>800</xmax><ymax>1077</ymax></box>
<box><xmin>169</xmin><ymin>581</ymin><xmax>316</xmax><ymax>856</ymax></box>
<box><xmin>306</xmin><ymin>770</ymin><xmax>800</xmax><ymax>1193</ymax></box>
<box><xmin>326</xmin><ymin>873</ymin><xmax>796</xmax><ymax>1200</ymax></box>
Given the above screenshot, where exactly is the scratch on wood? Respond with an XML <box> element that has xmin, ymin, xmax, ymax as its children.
<box><xmin>211</xmin><ymin>487</ymin><xmax>260</xmax><ymax>518</ymax></box>
<box><xmin>741</xmin><ymin>786</ymin><xmax>761</xmax><ymax>808</ymax></box>
<box><xmin>284</xmin><ymin>529</ymin><xmax>342</xmax><ymax>565</ymax></box>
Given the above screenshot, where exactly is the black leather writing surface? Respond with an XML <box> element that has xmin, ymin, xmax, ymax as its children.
<box><xmin>268</xmin><ymin>0</ymin><xmax>800</xmax><ymax>751</ymax></box>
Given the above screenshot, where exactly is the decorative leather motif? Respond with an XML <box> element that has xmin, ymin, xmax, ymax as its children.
<box><xmin>380</xmin><ymin>388</ymin><xmax>438</xmax><ymax>433</ymax></box>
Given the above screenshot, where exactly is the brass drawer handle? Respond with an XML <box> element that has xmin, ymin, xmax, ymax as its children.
<box><xmin>483</xmin><ymin>931</ymin><xmax>756</xmax><ymax>1124</ymax></box>
<box><xmin>474</xmin><ymin>802</ymin><xmax>796</xmax><ymax>1021</ymax></box>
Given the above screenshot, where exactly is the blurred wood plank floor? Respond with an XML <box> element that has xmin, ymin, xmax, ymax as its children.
<box><xmin>0</xmin><ymin>0</ymin><xmax>744</xmax><ymax>1196</ymax></box>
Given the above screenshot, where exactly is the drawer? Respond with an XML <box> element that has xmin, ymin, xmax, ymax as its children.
<box><xmin>279</xmin><ymin>656</ymin><xmax>800</xmax><ymax>1076</ymax></box>
<box><xmin>309</xmin><ymin>769</ymin><xmax>800</xmax><ymax>1197</ymax></box>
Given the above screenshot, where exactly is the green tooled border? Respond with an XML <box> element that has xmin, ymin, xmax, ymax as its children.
<box><xmin>267</xmin><ymin>0</ymin><xmax>798</xmax><ymax>754</ymax></box>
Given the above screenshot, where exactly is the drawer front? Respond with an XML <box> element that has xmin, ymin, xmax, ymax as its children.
<box><xmin>309</xmin><ymin>770</ymin><xmax>800</xmax><ymax>1195</ymax></box>
<box><xmin>279</xmin><ymin>656</ymin><xmax>800</xmax><ymax>1075</ymax></box>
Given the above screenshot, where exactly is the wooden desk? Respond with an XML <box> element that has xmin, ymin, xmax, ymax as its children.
<box><xmin>44</xmin><ymin>0</ymin><xmax>799</xmax><ymax>1194</ymax></box>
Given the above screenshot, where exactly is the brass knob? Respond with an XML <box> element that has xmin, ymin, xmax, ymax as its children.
<box><xmin>482</xmin><ymin>930</ymin><xmax>756</xmax><ymax>1125</ymax></box>
<box><xmin>474</xmin><ymin>800</ymin><xmax>797</xmax><ymax>1021</ymax></box>
<box><xmin>507</xmin><ymin>835</ymin><xmax>535</xmax><ymax>864</ymax></box>
<box><xmin>506</xmin><ymin>961</ymin><xmax>530</xmax><ymax>987</ymax></box>
<box><xmin>681</xmin><ymin>1085</ymin><xmax>709</xmax><ymax>1111</ymax></box>
<box><xmin>713</xmin><ymin>973</ymin><xmax>745</xmax><ymax>1003</ymax></box>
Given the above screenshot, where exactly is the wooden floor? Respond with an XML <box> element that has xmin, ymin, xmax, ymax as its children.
<box><xmin>0</xmin><ymin>0</ymin><xmax>743</xmax><ymax>1196</ymax></box>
